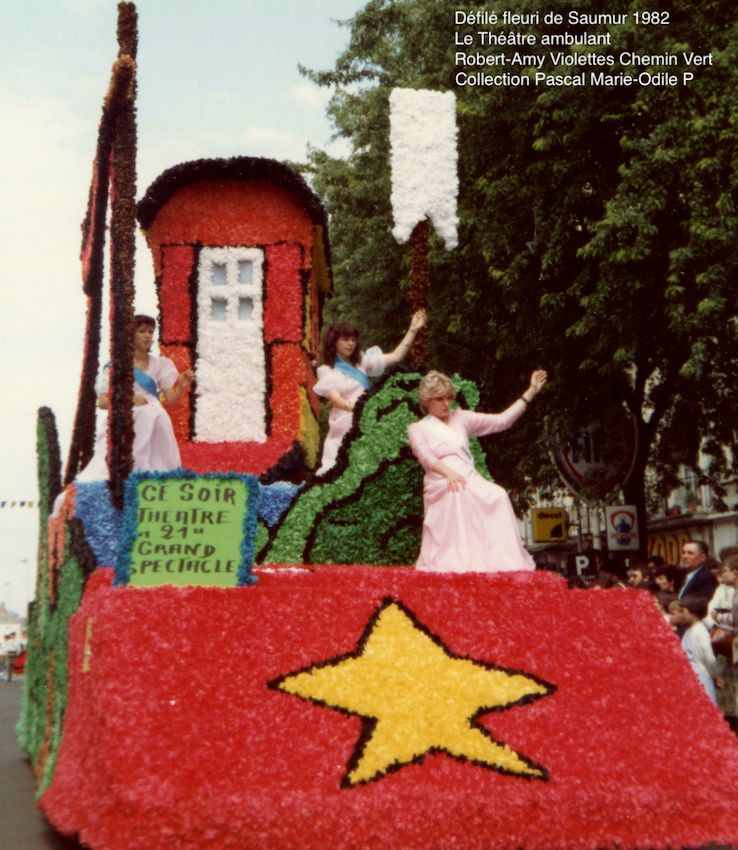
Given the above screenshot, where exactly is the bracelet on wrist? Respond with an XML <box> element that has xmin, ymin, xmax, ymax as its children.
<box><xmin>520</xmin><ymin>395</ymin><xmax>531</xmax><ymax>405</ymax></box>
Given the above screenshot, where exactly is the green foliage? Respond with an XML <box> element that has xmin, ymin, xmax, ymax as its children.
<box><xmin>261</xmin><ymin>372</ymin><xmax>422</xmax><ymax>563</ymax></box>
<box><xmin>19</xmin><ymin>410</ymin><xmax>91</xmax><ymax>794</ymax></box>
<box><xmin>303</xmin><ymin>0</ymin><xmax>738</xmax><ymax>524</ymax></box>
<box><xmin>307</xmin><ymin>458</ymin><xmax>422</xmax><ymax>564</ymax></box>
<box><xmin>254</xmin><ymin>520</ymin><xmax>269</xmax><ymax>556</ymax></box>
<box><xmin>19</xmin><ymin>518</ymin><xmax>89</xmax><ymax>795</ymax></box>
<box><xmin>18</xmin><ymin>410</ymin><xmax>59</xmax><ymax>765</ymax></box>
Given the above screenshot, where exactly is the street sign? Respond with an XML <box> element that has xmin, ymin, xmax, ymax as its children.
<box><xmin>566</xmin><ymin>552</ymin><xmax>597</xmax><ymax>579</ymax></box>
<box><xmin>532</xmin><ymin>508</ymin><xmax>568</xmax><ymax>543</ymax></box>
<box><xmin>605</xmin><ymin>505</ymin><xmax>640</xmax><ymax>551</ymax></box>
<box><xmin>548</xmin><ymin>410</ymin><xmax>638</xmax><ymax>500</ymax></box>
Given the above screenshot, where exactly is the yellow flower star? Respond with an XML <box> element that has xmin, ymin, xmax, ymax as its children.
<box><xmin>272</xmin><ymin>598</ymin><xmax>554</xmax><ymax>786</ymax></box>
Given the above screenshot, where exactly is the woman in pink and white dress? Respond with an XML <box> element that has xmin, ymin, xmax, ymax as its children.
<box><xmin>407</xmin><ymin>369</ymin><xmax>547</xmax><ymax>573</ymax></box>
<box><xmin>314</xmin><ymin>310</ymin><xmax>426</xmax><ymax>475</ymax></box>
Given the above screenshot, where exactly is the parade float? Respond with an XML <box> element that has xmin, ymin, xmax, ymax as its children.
<box><xmin>19</xmin><ymin>4</ymin><xmax>738</xmax><ymax>850</ymax></box>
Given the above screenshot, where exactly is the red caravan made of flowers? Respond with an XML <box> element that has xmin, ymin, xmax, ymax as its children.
<box><xmin>137</xmin><ymin>157</ymin><xmax>331</xmax><ymax>475</ymax></box>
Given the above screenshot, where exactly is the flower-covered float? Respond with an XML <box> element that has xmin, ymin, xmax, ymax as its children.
<box><xmin>20</xmin><ymin>5</ymin><xmax>738</xmax><ymax>850</ymax></box>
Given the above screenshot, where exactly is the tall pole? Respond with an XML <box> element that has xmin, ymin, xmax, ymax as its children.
<box><xmin>108</xmin><ymin>2</ymin><xmax>138</xmax><ymax>509</ymax></box>
<box><xmin>64</xmin><ymin>27</ymin><xmax>136</xmax><ymax>485</ymax></box>
<box><xmin>408</xmin><ymin>220</ymin><xmax>430</xmax><ymax>368</ymax></box>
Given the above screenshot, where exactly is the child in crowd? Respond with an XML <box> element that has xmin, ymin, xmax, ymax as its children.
<box><xmin>673</xmin><ymin>595</ymin><xmax>722</xmax><ymax>704</ymax></box>
<box><xmin>709</xmin><ymin>555</ymin><xmax>738</xmax><ymax>730</ymax></box>
<box><xmin>709</xmin><ymin>558</ymin><xmax>737</xmax><ymax>625</ymax></box>
<box><xmin>656</xmin><ymin>591</ymin><xmax>677</xmax><ymax>622</ymax></box>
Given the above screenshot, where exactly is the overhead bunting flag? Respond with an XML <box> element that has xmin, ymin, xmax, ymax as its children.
<box><xmin>42</xmin><ymin>567</ymin><xmax>738</xmax><ymax>850</ymax></box>
<box><xmin>0</xmin><ymin>501</ymin><xmax>34</xmax><ymax>508</ymax></box>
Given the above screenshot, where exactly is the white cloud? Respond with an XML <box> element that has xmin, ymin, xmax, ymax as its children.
<box><xmin>243</xmin><ymin>126</ymin><xmax>308</xmax><ymax>160</ymax></box>
<box><xmin>319</xmin><ymin>135</ymin><xmax>353</xmax><ymax>160</ymax></box>
<box><xmin>63</xmin><ymin>0</ymin><xmax>109</xmax><ymax>18</ymax></box>
<box><xmin>290</xmin><ymin>81</ymin><xmax>332</xmax><ymax>109</ymax></box>
<box><xmin>0</xmin><ymin>88</ymin><xmax>94</xmax><ymax>515</ymax></box>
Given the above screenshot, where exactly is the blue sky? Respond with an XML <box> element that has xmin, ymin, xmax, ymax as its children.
<box><xmin>0</xmin><ymin>0</ymin><xmax>368</xmax><ymax>615</ymax></box>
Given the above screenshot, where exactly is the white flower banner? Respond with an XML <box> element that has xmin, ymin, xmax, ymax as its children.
<box><xmin>389</xmin><ymin>88</ymin><xmax>459</xmax><ymax>250</ymax></box>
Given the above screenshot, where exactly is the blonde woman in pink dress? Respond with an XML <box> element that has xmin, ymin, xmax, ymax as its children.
<box><xmin>407</xmin><ymin>369</ymin><xmax>547</xmax><ymax>573</ymax></box>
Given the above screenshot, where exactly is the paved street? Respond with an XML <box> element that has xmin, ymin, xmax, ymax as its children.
<box><xmin>0</xmin><ymin>679</ymin><xmax>83</xmax><ymax>849</ymax></box>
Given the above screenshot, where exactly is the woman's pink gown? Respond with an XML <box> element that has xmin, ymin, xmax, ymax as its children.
<box><xmin>407</xmin><ymin>402</ymin><xmax>535</xmax><ymax>573</ymax></box>
<box><xmin>313</xmin><ymin>347</ymin><xmax>385</xmax><ymax>475</ymax></box>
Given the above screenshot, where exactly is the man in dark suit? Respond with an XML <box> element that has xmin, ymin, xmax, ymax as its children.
<box><xmin>677</xmin><ymin>540</ymin><xmax>718</xmax><ymax>601</ymax></box>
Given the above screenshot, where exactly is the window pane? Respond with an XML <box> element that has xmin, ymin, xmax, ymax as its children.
<box><xmin>238</xmin><ymin>296</ymin><xmax>254</xmax><ymax>320</ymax></box>
<box><xmin>210</xmin><ymin>297</ymin><xmax>227</xmax><ymax>321</ymax></box>
<box><xmin>237</xmin><ymin>260</ymin><xmax>253</xmax><ymax>285</ymax></box>
<box><xmin>211</xmin><ymin>263</ymin><xmax>227</xmax><ymax>286</ymax></box>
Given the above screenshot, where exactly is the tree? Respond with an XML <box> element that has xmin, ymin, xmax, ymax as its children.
<box><xmin>302</xmin><ymin>0</ymin><xmax>738</xmax><ymax>556</ymax></box>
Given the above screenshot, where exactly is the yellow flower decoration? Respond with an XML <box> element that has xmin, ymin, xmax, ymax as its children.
<box><xmin>272</xmin><ymin>598</ymin><xmax>554</xmax><ymax>786</ymax></box>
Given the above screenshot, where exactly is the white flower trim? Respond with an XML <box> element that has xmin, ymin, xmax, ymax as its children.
<box><xmin>195</xmin><ymin>246</ymin><xmax>267</xmax><ymax>443</ymax></box>
<box><xmin>389</xmin><ymin>88</ymin><xmax>459</xmax><ymax>250</ymax></box>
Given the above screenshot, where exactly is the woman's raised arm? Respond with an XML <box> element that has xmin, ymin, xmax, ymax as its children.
<box><xmin>383</xmin><ymin>309</ymin><xmax>427</xmax><ymax>367</ymax></box>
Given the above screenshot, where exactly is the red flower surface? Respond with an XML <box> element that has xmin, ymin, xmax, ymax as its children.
<box><xmin>41</xmin><ymin>568</ymin><xmax>738</xmax><ymax>850</ymax></box>
<box><xmin>158</xmin><ymin>343</ymin><xmax>192</xmax><ymax>441</ymax></box>
<box><xmin>264</xmin><ymin>243</ymin><xmax>304</xmax><ymax>343</ymax></box>
<box><xmin>145</xmin><ymin>182</ymin><xmax>314</xmax><ymax>260</ymax></box>
<box><xmin>142</xmin><ymin>185</ymin><xmax>318</xmax><ymax>472</ymax></box>
<box><xmin>159</xmin><ymin>245</ymin><xmax>194</xmax><ymax>343</ymax></box>
<box><xmin>178</xmin><ymin>439</ymin><xmax>294</xmax><ymax>474</ymax></box>
<box><xmin>270</xmin><ymin>342</ymin><xmax>307</xmax><ymax>439</ymax></box>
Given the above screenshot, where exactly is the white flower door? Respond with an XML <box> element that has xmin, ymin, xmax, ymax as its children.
<box><xmin>195</xmin><ymin>246</ymin><xmax>266</xmax><ymax>442</ymax></box>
